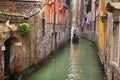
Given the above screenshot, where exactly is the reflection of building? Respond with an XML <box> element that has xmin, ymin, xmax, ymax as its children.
<box><xmin>67</xmin><ymin>44</ymin><xmax>78</xmax><ymax>80</ymax></box>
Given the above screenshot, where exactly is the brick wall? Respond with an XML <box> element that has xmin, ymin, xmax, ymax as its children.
<box><xmin>0</xmin><ymin>2</ymin><xmax>39</xmax><ymax>12</ymax></box>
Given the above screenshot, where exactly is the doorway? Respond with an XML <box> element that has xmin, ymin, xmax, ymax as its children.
<box><xmin>4</xmin><ymin>38</ymin><xmax>11</xmax><ymax>79</ymax></box>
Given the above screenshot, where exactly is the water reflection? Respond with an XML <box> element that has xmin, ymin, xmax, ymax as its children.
<box><xmin>28</xmin><ymin>39</ymin><xmax>105</xmax><ymax>80</ymax></box>
<box><xmin>66</xmin><ymin>40</ymin><xmax>105</xmax><ymax>80</ymax></box>
<box><xmin>66</xmin><ymin>43</ymin><xmax>79</xmax><ymax>80</ymax></box>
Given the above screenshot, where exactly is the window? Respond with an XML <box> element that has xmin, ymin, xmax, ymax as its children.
<box><xmin>95</xmin><ymin>0</ymin><xmax>99</xmax><ymax>7</ymax></box>
<box><xmin>111</xmin><ymin>21</ymin><xmax>120</xmax><ymax>67</ymax></box>
<box><xmin>49</xmin><ymin>10</ymin><xmax>54</xmax><ymax>23</ymax></box>
<box><xmin>52</xmin><ymin>11</ymin><xmax>54</xmax><ymax>23</ymax></box>
<box><xmin>59</xmin><ymin>14</ymin><xmax>61</xmax><ymax>24</ymax></box>
<box><xmin>49</xmin><ymin>35</ymin><xmax>51</xmax><ymax>43</ymax></box>
<box><xmin>50</xmin><ymin>10</ymin><xmax>52</xmax><ymax>23</ymax></box>
<box><xmin>42</xmin><ymin>18</ymin><xmax>45</xmax><ymax>36</ymax></box>
<box><xmin>47</xmin><ymin>10</ymin><xmax>49</xmax><ymax>23</ymax></box>
<box><xmin>59</xmin><ymin>32</ymin><xmax>60</xmax><ymax>39</ymax></box>
<box><xmin>56</xmin><ymin>13</ymin><xmax>59</xmax><ymax>24</ymax></box>
<box><xmin>65</xmin><ymin>0</ymin><xmax>70</xmax><ymax>6</ymax></box>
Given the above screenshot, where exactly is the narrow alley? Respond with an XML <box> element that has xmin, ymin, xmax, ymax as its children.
<box><xmin>28</xmin><ymin>39</ymin><xmax>105</xmax><ymax>80</ymax></box>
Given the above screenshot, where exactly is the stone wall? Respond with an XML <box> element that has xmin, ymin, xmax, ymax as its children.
<box><xmin>0</xmin><ymin>10</ymin><xmax>43</xmax><ymax>80</ymax></box>
<box><xmin>45</xmin><ymin>23</ymin><xmax>70</xmax><ymax>50</ymax></box>
<box><xmin>0</xmin><ymin>13</ymin><xmax>26</xmax><ymax>22</ymax></box>
<box><xmin>0</xmin><ymin>26</ymin><xmax>24</xmax><ymax>79</ymax></box>
<box><xmin>0</xmin><ymin>2</ymin><xmax>71</xmax><ymax>80</ymax></box>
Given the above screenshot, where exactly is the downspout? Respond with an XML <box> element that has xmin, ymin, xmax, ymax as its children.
<box><xmin>94</xmin><ymin>1</ymin><xmax>96</xmax><ymax>42</ymax></box>
<box><xmin>53</xmin><ymin>0</ymin><xmax>56</xmax><ymax>33</ymax></box>
<box><xmin>53</xmin><ymin>0</ymin><xmax>57</xmax><ymax>50</ymax></box>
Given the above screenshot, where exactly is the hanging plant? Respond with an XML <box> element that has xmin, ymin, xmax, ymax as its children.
<box><xmin>19</xmin><ymin>23</ymin><xmax>30</xmax><ymax>36</ymax></box>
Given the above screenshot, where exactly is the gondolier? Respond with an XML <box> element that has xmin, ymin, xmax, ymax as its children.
<box><xmin>73</xmin><ymin>29</ymin><xmax>77</xmax><ymax>37</ymax></box>
<box><xmin>72</xmin><ymin>29</ymin><xmax>79</xmax><ymax>43</ymax></box>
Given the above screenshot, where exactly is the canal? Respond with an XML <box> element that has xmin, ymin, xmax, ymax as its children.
<box><xmin>28</xmin><ymin>39</ymin><xmax>105</xmax><ymax>80</ymax></box>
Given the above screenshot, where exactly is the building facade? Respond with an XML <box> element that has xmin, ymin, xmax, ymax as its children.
<box><xmin>0</xmin><ymin>1</ymin><xmax>71</xmax><ymax>80</ymax></box>
<box><xmin>105</xmin><ymin>1</ymin><xmax>120</xmax><ymax>80</ymax></box>
<box><xmin>45</xmin><ymin>0</ymin><xmax>71</xmax><ymax>51</ymax></box>
<box><xmin>77</xmin><ymin>0</ymin><xmax>120</xmax><ymax>80</ymax></box>
<box><xmin>95</xmin><ymin>0</ymin><xmax>120</xmax><ymax>80</ymax></box>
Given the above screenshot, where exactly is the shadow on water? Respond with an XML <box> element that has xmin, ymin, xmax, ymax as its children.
<box><xmin>28</xmin><ymin>39</ymin><xmax>106</xmax><ymax>80</ymax></box>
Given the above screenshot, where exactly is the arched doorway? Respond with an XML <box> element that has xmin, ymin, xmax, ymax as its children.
<box><xmin>4</xmin><ymin>37</ymin><xmax>19</xmax><ymax>80</ymax></box>
<box><xmin>4</xmin><ymin>38</ymin><xmax>11</xmax><ymax>80</ymax></box>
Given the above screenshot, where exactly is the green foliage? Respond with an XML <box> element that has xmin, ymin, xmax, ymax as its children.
<box><xmin>0</xmin><ymin>9</ymin><xmax>20</xmax><ymax>14</ymax></box>
<box><xmin>14</xmin><ymin>11</ymin><xmax>20</xmax><ymax>14</ymax></box>
<box><xmin>19</xmin><ymin>23</ymin><xmax>30</xmax><ymax>36</ymax></box>
<box><xmin>0</xmin><ymin>9</ymin><xmax>10</xmax><ymax>13</ymax></box>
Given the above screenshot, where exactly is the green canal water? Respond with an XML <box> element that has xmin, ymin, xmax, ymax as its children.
<box><xmin>28</xmin><ymin>39</ymin><xmax>105</xmax><ymax>80</ymax></box>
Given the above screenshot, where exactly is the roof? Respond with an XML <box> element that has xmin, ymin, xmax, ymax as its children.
<box><xmin>0</xmin><ymin>2</ymin><xmax>45</xmax><ymax>14</ymax></box>
<box><xmin>106</xmin><ymin>2</ymin><xmax>120</xmax><ymax>12</ymax></box>
<box><xmin>21</xmin><ymin>4</ymin><xmax>45</xmax><ymax>18</ymax></box>
<box><xmin>0</xmin><ymin>2</ymin><xmax>45</xmax><ymax>22</ymax></box>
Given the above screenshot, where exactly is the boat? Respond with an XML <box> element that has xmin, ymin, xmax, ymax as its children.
<box><xmin>72</xmin><ymin>35</ymin><xmax>79</xmax><ymax>43</ymax></box>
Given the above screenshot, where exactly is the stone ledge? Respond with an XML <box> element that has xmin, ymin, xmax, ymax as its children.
<box><xmin>0</xmin><ymin>13</ymin><xmax>27</xmax><ymax>22</ymax></box>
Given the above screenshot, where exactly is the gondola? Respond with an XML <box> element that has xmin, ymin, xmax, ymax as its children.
<box><xmin>72</xmin><ymin>35</ymin><xmax>79</xmax><ymax>44</ymax></box>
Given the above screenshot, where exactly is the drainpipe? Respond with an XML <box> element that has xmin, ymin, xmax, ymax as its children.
<box><xmin>94</xmin><ymin>1</ymin><xmax>96</xmax><ymax>42</ymax></box>
<box><xmin>53</xmin><ymin>0</ymin><xmax>56</xmax><ymax>33</ymax></box>
<box><xmin>53</xmin><ymin>0</ymin><xmax>57</xmax><ymax>51</ymax></box>
<box><xmin>95</xmin><ymin>0</ymin><xmax>99</xmax><ymax>42</ymax></box>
